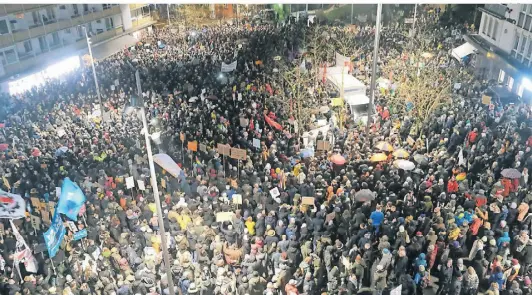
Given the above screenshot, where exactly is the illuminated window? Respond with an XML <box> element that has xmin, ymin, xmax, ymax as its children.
<box><xmin>508</xmin><ymin>76</ymin><xmax>514</xmax><ymax>91</ymax></box>
<box><xmin>498</xmin><ymin>70</ymin><xmax>505</xmax><ymax>83</ymax></box>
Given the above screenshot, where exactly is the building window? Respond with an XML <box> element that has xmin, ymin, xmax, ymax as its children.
<box><xmin>482</xmin><ymin>17</ymin><xmax>487</xmax><ymax>34</ymax></box>
<box><xmin>498</xmin><ymin>70</ymin><xmax>506</xmax><ymax>83</ymax></box>
<box><xmin>492</xmin><ymin>19</ymin><xmax>498</xmax><ymax>40</ymax></box>
<box><xmin>65</xmin><ymin>28</ymin><xmax>71</xmax><ymax>34</ymax></box>
<box><xmin>38</xmin><ymin>36</ymin><xmax>48</xmax><ymax>51</ymax></box>
<box><xmin>103</xmin><ymin>4</ymin><xmax>111</xmax><ymax>10</ymax></box>
<box><xmin>517</xmin><ymin>83</ymin><xmax>525</xmax><ymax>97</ymax></box>
<box><xmin>4</xmin><ymin>49</ymin><xmax>17</xmax><ymax>64</ymax></box>
<box><xmin>0</xmin><ymin>20</ymin><xmax>9</xmax><ymax>34</ymax></box>
<box><xmin>59</xmin><ymin>5</ymin><xmax>66</xmax><ymax>10</ymax></box>
<box><xmin>76</xmin><ymin>26</ymin><xmax>83</xmax><ymax>38</ymax></box>
<box><xmin>526</xmin><ymin>15</ymin><xmax>532</xmax><ymax>31</ymax></box>
<box><xmin>105</xmin><ymin>17</ymin><xmax>113</xmax><ymax>30</ymax></box>
<box><xmin>51</xmin><ymin>32</ymin><xmax>60</xmax><ymax>45</ymax></box>
<box><xmin>23</xmin><ymin>40</ymin><xmax>32</xmax><ymax>52</ymax></box>
<box><xmin>72</xmin><ymin>4</ymin><xmax>79</xmax><ymax>16</ymax></box>
<box><xmin>520</xmin><ymin>36</ymin><xmax>527</xmax><ymax>53</ymax></box>
<box><xmin>518</xmin><ymin>13</ymin><xmax>525</xmax><ymax>28</ymax></box>
<box><xmin>46</xmin><ymin>7</ymin><xmax>56</xmax><ymax>21</ymax></box>
<box><xmin>508</xmin><ymin>76</ymin><xmax>514</xmax><ymax>91</ymax></box>
<box><xmin>487</xmin><ymin>17</ymin><xmax>493</xmax><ymax>37</ymax></box>
<box><xmin>0</xmin><ymin>53</ymin><xmax>6</xmax><ymax>66</ymax></box>
<box><xmin>514</xmin><ymin>33</ymin><xmax>521</xmax><ymax>50</ymax></box>
<box><xmin>83</xmin><ymin>4</ymin><xmax>89</xmax><ymax>13</ymax></box>
<box><xmin>528</xmin><ymin>38</ymin><xmax>532</xmax><ymax>58</ymax></box>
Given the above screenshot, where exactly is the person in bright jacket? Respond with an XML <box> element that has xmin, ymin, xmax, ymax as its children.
<box><xmin>447</xmin><ymin>176</ymin><xmax>459</xmax><ymax>193</ymax></box>
<box><xmin>245</xmin><ymin>217</ymin><xmax>256</xmax><ymax>236</ymax></box>
<box><xmin>489</xmin><ymin>266</ymin><xmax>504</xmax><ymax>290</ymax></box>
<box><xmin>497</xmin><ymin>232</ymin><xmax>511</xmax><ymax>247</ymax></box>
<box><xmin>370</xmin><ymin>205</ymin><xmax>385</xmax><ymax>234</ymax></box>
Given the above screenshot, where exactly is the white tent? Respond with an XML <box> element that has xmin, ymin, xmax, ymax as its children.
<box><xmin>153</xmin><ymin>153</ymin><xmax>182</xmax><ymax>178</ymax></box>
<box><xmin>325</xmin><ymin>67</ymin><xmax>366</xmax><ymax>96</ymax></box>
<box><xmin>451</xmin><ymin>42</ymin><xmax>477</xmax><ymax>61</ymax></box>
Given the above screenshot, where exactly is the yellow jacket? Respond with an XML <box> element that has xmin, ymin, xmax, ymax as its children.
<box><xmin>177</xmin><ymin>214</ymin><xmax>192</xmax><ymax>230</ymax></box>
<box><xmin>245</xmin><ymin>220</ymin><xmax>256</xmax><ymax>235</ymax></box>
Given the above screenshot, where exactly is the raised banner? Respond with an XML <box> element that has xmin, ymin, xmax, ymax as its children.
<box><xmin>188</xmin><ymin>141</ymin><xmax>198</xmax><ymax>152</ymax></box>
<box><xmin>221</xmin><ymin>60</ymin><xmax>237</xmax><ymax>72</ymax></box>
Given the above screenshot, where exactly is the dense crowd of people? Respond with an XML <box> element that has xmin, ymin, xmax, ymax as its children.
<box><xmin>0</xmin><ymin>7</ymin><xmax>531</xmax><ymax>295</ymax></box>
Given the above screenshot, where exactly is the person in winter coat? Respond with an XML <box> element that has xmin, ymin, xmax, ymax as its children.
<box><xmin>372</xmin><ymin>264</ymin><xmax>387</xmax><ymax>295</ymax></box>
<box><xmin>436</xmin><ymin>259</ymin><xmax>454</xmax><ymax>295</ymax></box>
<box><xmin>489</xmin><ymin>266</ymin><xmax>504</xmax><ymax>291</ymax></box>
<box><xmin>463</xmin><ymin>266</ymin><xmax>479</xmax><ymax>295</ymax></box>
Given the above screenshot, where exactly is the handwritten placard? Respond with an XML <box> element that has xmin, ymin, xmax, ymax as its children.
<box><xmin>40</xmin><ymin>210</ymin><xmax>50</xmax><ymax>224</ymax></box>
<box><xmin>482</xmin><ymin>95</ymin><xmax>491</xmax><ymax>105</ymax></box>
<box><xmin>216</xmin><ymin>212</ymin><xmax>235</xmax><ymax>223</ymax></box>
<box><xmin>269</xmin><ymin>187</ymin><xmax>280</xmax><ymax>198</ymax></box>
<box><xmin>232</xmin><ymin>194</ymin><xmax>243</xmax><ymax>205</ymax></box>
<box><xmin>217</xmin><ymin>143</ymin><xmax>231</xmax><ymax>156</ymax></box>
<box><xmin>30</xmin><ymin>197</ymin><xmax>42</xmax><ymax>210</ymax></box>
<box><xmin>199</xmin><ymin>144</ymin><xmax>207</xmax><ymax>152</ymax></box>
<box><xmin>30</xmin><ymin>215</ymin><xmax>41</xmax><ymax>230</ymax></box>
<box><xmin>137</xmin><ymin>180</ymin><xmax>145</xmax><ymax>191</ymax></box>
<box><xmin>230</xmin><ymin>148</ymin><xmax>247</xmax><ymax>160</ymax></box>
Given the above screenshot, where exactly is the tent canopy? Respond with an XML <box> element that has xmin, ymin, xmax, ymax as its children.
<box><xmin>451</xmin><ymin>42</ymin><xmax>477</xmax><ymax>61</ymax></box>
<box><xmin>345</xmin><ymin>94</ymin><xmax>370</xmax><ymax>106</ymax></box>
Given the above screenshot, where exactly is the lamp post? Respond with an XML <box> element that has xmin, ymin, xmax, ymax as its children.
<box><xmin>82</xmin><ymin>26</ymin><xmax>103</xmax><ymax>120</ymax></box>
<box><xmin>130</xmin><ymin>65</ymin><xmax>176</xmax><ymax>295</ymax></box>
<box><xmin>366</xmin><ymin>3</ymin><xmax>382</xmax><ymax>133</ymax></box>
<box><xmin>167</xmin><ymin>4</ymin><xmax>171</xmax><ymax>27</ymax></box>
<box><xmin>413</xmin><ymin>3</ymin><xmax>418</xmax><ymax>34</ymax></box>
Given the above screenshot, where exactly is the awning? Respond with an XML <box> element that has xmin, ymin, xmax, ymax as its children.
<box><xmin>91</xmin><ymin>35</ymin><xmax>138</xmax><ymax>60</ymax></box>
<box><xmin>451</xmin><ymin>42</ymin><xmax>477</xmax><ymax>61</ymax></box>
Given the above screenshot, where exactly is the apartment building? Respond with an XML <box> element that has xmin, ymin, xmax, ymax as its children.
<box><xmin>462</xmin><ymin>4</ymin><xmax>532</xmax><ymax>101</ymax></box>
<box><xmin>0</xmin><ymin>4</ymin><xmax>155</xmax><ymax>80</ymax></box>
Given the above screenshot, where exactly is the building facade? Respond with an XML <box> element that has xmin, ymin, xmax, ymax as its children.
<box><xmin>0</xmin><ymin>4</ymin><xmax>155</xmax><ymax>79</ymax></box>
<box><xmin>465</xmin><ymin>4</ymin><xmax>532</xmax><ymax>101</ymax></box>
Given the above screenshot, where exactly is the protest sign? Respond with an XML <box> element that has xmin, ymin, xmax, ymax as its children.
<box><xmin>216</xmin><ymin>212</ymin><xmax>235</xmax><ymax>222</ymax></box>
<box><xmin>30</xmin><ymin>215</ymin><xmax>41</xmax><ymax>230</ymax></box>
<box><xmin>137</xmin><ymin>180</ymin><xmax>145</xmax><ymax>191</ymax></box>
<box><xmin>57</xmin><ymin>129</ymin><xmax>66</xmax><ymax>137</ymax></box>
<box><xmin>161</xmin><ymin>179</ymin><xmax>166</xmax><ymax>188</ymax></box>
<box><xmin>217</xmin><ymin>143</ymin><xmax>231</xmax><ymax>156</ymax></box>
<box><xmin>407</xmin><ymin>136</ymin><xmax>415</xmax><ymax>146</ymax></box>
<box><xmin>40</xmin><ymin>210</ymin><xmax>50</xmax><ymax>224</ymax></box>
<box><xmin>73</xmin><ymin>229</ymin><xmax>87</xmax><ymax>241</ymax></box>
<box><xmin>232</xmin><ymin>194</ymin><xmax>243</xmax><ymax>205</ymax></box>
<box><xmin>253</xmin><ymin>138</ymin><xmax>261</xmax><ymax>148</ymax></box>
<box><xmin>67</xmin><ymin>221</ymin><xmax>78</xmax><ymax>232</ymax></box>
<box><xmin>31</xmin><ymin>197</ymin><xmax>42</xmax><ymax>210</ymax></box>
<box><xmin>2</xmin><ymin>177</ymin><xmax>10</xmax><ymax>190</ymax></box>
<box><xmin>482</xmin><ymin>95</ymin><xmax>491</xmax><ymax>105</ymax></box>
<box><xmin>230</xmin><ymin>148</ymin><xmax>246</xmax><ymax>160</ymax></box>
<box><xmin>126</xmin><ymin>177</ymin><xmax>135</xmax><ymax>189</ymax></box>
<box><xmin>55</xmin><ymin>187</ymin><xmax>61</xmax><ymax>198</ymax></box>
<box><xmin>199</xmin><ymin>144</ymin><xmax>207</xmax><ymax>152</ymax></box>
<box><xmin>188</xmin><ymin>141</ymin><xmax>198</xmax><ymax>152</ymax></box>
<box><xmin>317</xmin><ymin>140</ymin><xmax>331</xmax><ymax>151</ymax></box>
<box><xmin>269</xmin><ymin>187</ymin><xmax>280</xmax><ymax>198</ymax></box>
<box><xmin>0</xmin><ymin>223</ymin><xmax>4</xmax><ymax>235</ymax></box>
<box><xmin>301</xmin><ymin>197</ymin><xmax>315</xmax><ymax>205</ymax></box>
<box><xmin>390</xmin><ymin>285</ymin><xmax>402</xmax><ymax>295</ymax></box>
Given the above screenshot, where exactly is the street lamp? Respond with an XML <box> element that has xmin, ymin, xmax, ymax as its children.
<box><xmin>81</xmin><ymin>25</ymin><xmax>103</xmax><ymax>121</ymax></box>
<box><xmin>127</xmin><ymin>65</ymin><xmax>176</xmax><ymax>295</ymax></box>
<box><xmin>366</xmin><ymin>3</ymin><xmax>382</xmax><ymax>133</ymax></box>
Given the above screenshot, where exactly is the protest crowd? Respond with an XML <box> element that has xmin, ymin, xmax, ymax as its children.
<box><xmin>0</xmin><ymin>6</ymin><xmax>532</xmax><ymax>295</ymax></box>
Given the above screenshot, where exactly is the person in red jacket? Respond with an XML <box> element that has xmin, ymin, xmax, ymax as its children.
<box><xmin>467</xmin><ymin>128</ymin><xmax>478</xmax><ymax>147</ymax></box>
<box><xmin>447</xmin><ymin>176</ymin><xmax>459</xmax><ymax>193</ymax></box>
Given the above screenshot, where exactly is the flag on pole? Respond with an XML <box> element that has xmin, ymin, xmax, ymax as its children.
<box><xmin>57</xmin><ymin>178</ymin><xmax>86</xmax><ymax>221</ymax></box>
<box><xmin>43</xmin><ymin>210</ymin><xmax>66</xmax><ymax>258</ymax></box>
<box><xmin>0</xmin><ymin>189</ymin><xmax>26</xmax><ymax>219</ymax></box>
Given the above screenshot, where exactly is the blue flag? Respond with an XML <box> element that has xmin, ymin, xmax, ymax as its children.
<box><xmin>57</xmin><ymin>178</ymin><xmax>86</xmax><ymax>221</ymax></box>
<box><xmin>43</xmin><ymin>210</ymin><xmax>66</xmax><ymax>258</ymax></box>
<box><xmin>73</xmin><ymin>229</ymin><xmax>88</xmax><ymax>241</ymax></box>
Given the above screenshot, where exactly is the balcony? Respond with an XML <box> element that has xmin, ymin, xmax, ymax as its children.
<box><xmin>130</xmin><ymin>4</ymin><xmax>148</xmax><ymax>11</ymax></box>
<box><xmin>479</xmin><ymin>4</ymin><xmax>508</xmax><ymax>19</ymax></box>
<box><xmin>0</xmin><ymin>5</ymin><xmax>120</xmax><ymax>48</ymax></box>
<box><xmin>0</xmin><ymin>4</ymin><xmax>54</xmax><ymax>17</ymax></box>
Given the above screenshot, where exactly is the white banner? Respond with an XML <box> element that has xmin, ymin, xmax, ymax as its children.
<box><xmin>335</xmin><ymin>52</ymin><xmax>351</xmax><ymax>67</ymax></box>
<box><xmin>1</xmin><ymin>190</ymin><xmax>26</xmax><ymax>219</ymax></box>
<box><xmin>221</xmin><ymin>60</ymin><xmax>237</xmax><ymax>72</ymax></box>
